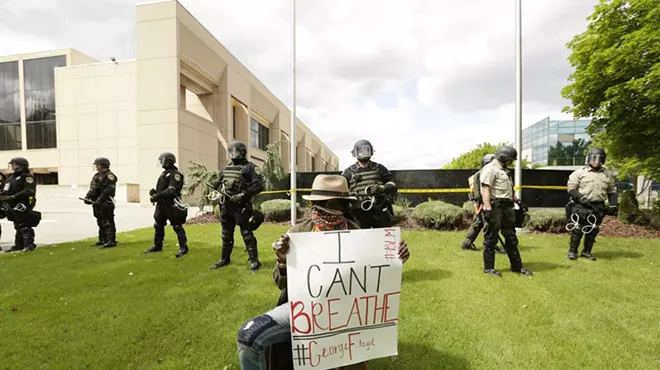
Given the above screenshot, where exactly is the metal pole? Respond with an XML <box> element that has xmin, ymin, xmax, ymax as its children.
<box><xmin>514</xmin><ymin>0</ymin><xmax>523</xmax><ymax>200</ymax></box>
<box><xmin>290</xmin><ymin>0</ymin><xmax>297</xmax><ymax>225</ymax></box>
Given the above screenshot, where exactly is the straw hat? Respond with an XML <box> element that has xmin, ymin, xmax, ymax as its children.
<box><xmin>302</xmin><ymin>174</ymin><xmax>357</xmax><ymax>201</ymax></box>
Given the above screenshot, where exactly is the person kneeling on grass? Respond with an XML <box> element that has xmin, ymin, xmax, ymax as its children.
<box><xmin>236</xmin><ymin>174</ymin><xmax>410</xmax><ymax>370</ymax></box>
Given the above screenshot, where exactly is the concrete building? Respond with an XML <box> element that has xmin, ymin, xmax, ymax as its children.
<box><xmin>522</xmin><ymin>117</ymin><xmax>592</xmax><ymax>168</ymax></box>
<box><xmin>0</xmin><ymin>0</ymin><xmax>338</xmax><ymax>205</ymax></box>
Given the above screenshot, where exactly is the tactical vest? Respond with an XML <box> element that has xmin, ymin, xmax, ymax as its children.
<box><xmin>468</xmin><ymin>170</ymin><xmax>482</xmax><ymax>201</ymax></box>
<box><xmin>222</xmin><ymin>164</ymin><xmax>246</xmax><ymax>195</ymax></box>
<box><xmin>348</xmin><ymin>163</ymin><xmax>383</xmax><ymax>199</ymax></box>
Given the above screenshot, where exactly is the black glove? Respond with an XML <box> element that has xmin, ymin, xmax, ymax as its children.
<box><xmin>150</xmin><ymin>195</ymin><xmax>157</xmax><ymax>203</ymax></box>
<box><xmin>482</xmin><ymin>209</ymin><xmax>493</xmax><ymax>223</ymax></box>
<box><xmin>579</xmin><ymin>196</ymin><xmax>592</xmax><ymax>209</ymax></box>
<box><xmin>515</xmin><ymin>200</ymin><xmax>528</xmax><ymax>212</ymax></box>
<box><xmin>607</xmin><ymin>206</ymin><xmax>618</xmax><ymax>216</ymax></box>
<box><xmin>94</xmin><ymin>198</ymin><xmax>103</xmax><ymax>207</ymax></box>
<box><xmin>366</xmin><ymin>185</ymin><xmax>385</xmax><ymax>195</ymax></box>
<box><xmin>149</xmin><ymin>188</ymin><xmax>157</xmax><ymax>196</ymax></box>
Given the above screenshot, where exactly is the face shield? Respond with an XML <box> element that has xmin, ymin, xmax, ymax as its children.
<box><xmin>587</xmin><ymin>154</ymin><xmax>605</xmax><ymax>167</ymax></box>
<box><xmin>228</xmin><ymin>147</ymin><xmax>241</xmax><ymax>160</ymax></box>
<box><xmin>353</xmin><ymin>145</ymin><xmax>373</xmax><ymax>160</ymax></box>
<box><xmin>158</xmin><ymin>157</ymin><xmax>166</xmax><ymax>168</ymax></box>
<box><xmin>8</xmin><ymin>162</ymin><xmax>20</xmax><ymax>172</ymax></box>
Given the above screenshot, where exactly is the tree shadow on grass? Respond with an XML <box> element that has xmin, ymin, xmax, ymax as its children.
<box><xmin>372</xmin><ymin>342</ymin><xmax>471</xmax><ymax>370</ymax></box>
<box><xmin>594</xmin><ymin>251</ymin><xmax>644</xmax><ymax>260</ymax></box>
<box><xmin>403</xmin><ymin>268</ymin><xmax>452</xmax><ymax>283</ymax></box>
<box><xmin>523</xmin><ymin>261</ymin><xmax>571</xmax><ymax>272</ymax></box>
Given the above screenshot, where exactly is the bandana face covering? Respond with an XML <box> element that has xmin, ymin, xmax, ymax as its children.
<box><xmin>311</xmin><ymin>206</ymin><xmax>347</xmax><ymax>232</ymax></box>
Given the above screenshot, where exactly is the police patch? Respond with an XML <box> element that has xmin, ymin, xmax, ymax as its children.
<box><xmin>108</xmin><ymin>174</ymin><xmax>115</xmax><ymax>181</ymax></box>
<box><xmin>26</xmin><ymin>177</ymin><xmax>34</xmax><ymax>184</ymax></box>
<box><xmin>174</xmin><ymin>173</ymin><xmax>182</xmax><ymax>181</ymax></box>
<box><xmin>254</xmin><ymin>167</ymin><xmax>261</xmax><ymax>176</ymax></box>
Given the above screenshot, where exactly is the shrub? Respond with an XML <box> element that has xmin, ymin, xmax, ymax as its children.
<box><xmin>524</xmin><ymin>208</ymin><xmax>567</xmax><ymax>233</ymax></box>
<box><xmin>392</xmin><ymin>205</ymin><xmax>409</xmax><ymax>224</ymax></box>
<box><xmin>261</xmin><ymin>199</ymin><xmax>302</xmax><ymax>222</ymax></box>
<box><xmin>618</xmin><ymin>190</ymin><xmax>651</xmax><ymax>226</ymax></box>
<box><xmin>393</xmin><ymin>196</ymin><xmax>411</xmax><ymax>209</ymax></box>
<box><xmin>462</xmin><ymin>201</ymin><xmax>476</xmax><ymax>217</ymax></box>
<box><xmin>412</xmin><ymin>201</ymin><xmax>466</xmax><ymax>230</ymax></box>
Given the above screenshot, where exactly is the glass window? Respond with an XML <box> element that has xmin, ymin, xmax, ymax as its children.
<box><xmin>24</xmin><ymin>55</ymin><xmax>66</xmax><ymax>149</ymax></box>
<box><xmin>0</xmin><ymin>61</ymin><xmax>22</xmax><ymax>150</ymax></box>
<box><xmin>311</xmin><ymin>156</ymin><xmax>316</xmax><ymax>171</ymax></box>
<box><xmin>558</xmin><ymin>126</ymin><xmax>577</xmax><ymax>134</ymax></box>
<box><xmin>249</xmin><ymin>117</ymin><xmax>270</xmax><ymax>151</ymax></box>
<box><xmin>548</xmin><ymin>134</ymin><xmax>558</xmax><ymax>144</ymax></box>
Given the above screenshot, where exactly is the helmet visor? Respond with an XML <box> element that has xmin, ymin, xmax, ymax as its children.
<box><xmin>353</xmin><ymin>145</ymin><xmax>373</xmax><ymax>159</ymax></box>
<box><xmin>228</xmin><ymin>147</ymin><xmax>241</xmax><ymax>159</ymax></box>
<box><xmin>587</xmin><ymin>154</ymin><xmax>605</xmax><ymax>167</ymax></box>
<box><xmin>158</xmin><ymin>157</ymin><xmax>166</xmax><ymax>167</ymax></box>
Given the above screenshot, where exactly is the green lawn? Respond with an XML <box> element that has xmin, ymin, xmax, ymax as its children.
<box><xmin>1</xmin><ymin>224</ymin><xmax>659</xmax><ymax>369</ymax></box>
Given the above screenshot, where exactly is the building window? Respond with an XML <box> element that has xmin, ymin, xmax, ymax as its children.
<box><xmin>24</xmin><ymin>55</ymin><xmax>66</xmax><ymax>149</ymax></box>
<box><xmin>250</xmin><ymin>117</ymin><xmax>269</xmax><ymax>151</ymax></box>
<box><xmin>311</xmin><ymin>156</ymin><xmax>316</xmax><ymax>171</ymax></box>
<box><xmin>232</xmin><ymin>106</ymin><xmax>236</xmax><ymax>138</ymax></box>
<box><xmin>0</xmin><ymin>61</ymin><xmax>22</xmax><ymax>150</ymax></box>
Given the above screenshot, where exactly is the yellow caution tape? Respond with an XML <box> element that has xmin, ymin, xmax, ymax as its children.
<box><xmin>260</xmin><ymin>185</ymin><xmax>567</xmax><ymax>195</ymax></box>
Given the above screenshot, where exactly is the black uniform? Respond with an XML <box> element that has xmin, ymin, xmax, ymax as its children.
<box><xmin>2</xmin><ymin>158</ymin><xmax>40</xmax><ymax>252</ymax></box>
<box><xmin>144</xmin><ymin>153</ymin><xmax>188</xmax><ymax>258</ymax></box>
<box><xmin>85</xmin><ymin>170</ymin><xmax>117</xmax><ymax>247</ymax></box>
<box><xmin>0</xmin><ymin>172</ymin><xmax>6</xmax><ymax>242</ymax></box>
<box><xmin>341</xmin><ymin>161</ymin><xmax>397</xmax><ymax>228</ymax></box>
<box><xmin>210</xmin><ymin>153</ymin><xmax>264</xmax><ymax>271</ymax></box>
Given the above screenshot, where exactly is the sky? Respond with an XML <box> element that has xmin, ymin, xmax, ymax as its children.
<box><xmin>0</xmin><ymin>0</ymin><xmax>600</xmax><ymax>170</ymax></box>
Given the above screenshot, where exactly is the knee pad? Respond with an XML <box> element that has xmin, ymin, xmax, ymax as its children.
<box><xmin>237</xmin><ymin>315</ymin><xmax>277</xmax><ymax>350</ymax></box>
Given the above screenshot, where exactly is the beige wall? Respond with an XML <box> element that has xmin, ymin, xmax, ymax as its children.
<box><xmin>55</xmin><ymin>60</ymin><xmax>138</xmax><ymax>185</ymax></box>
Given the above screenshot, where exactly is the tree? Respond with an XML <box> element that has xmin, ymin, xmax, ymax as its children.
<box><xmin>442</xmin><ymin>142</ymin><xmax>540</xmax><ymax>169</ymax></box>
<box><xmin>561</xmin><ymin>0</ymin><xmax>660</xmax><ymax>182</ymax></box>
<box><xmin>183</xmin><ymin>161</ymin><xmax>219</xmax><ymax>207</ymax></box>
<box><xmin>262</xmin><ymin>141</ymin><xmax>286</xmax><ymax>191</ymax></box>
<box><xmin>548</xmin><ymin>139</ymin><xmax>592</xmax><ymax>166</ymax></box>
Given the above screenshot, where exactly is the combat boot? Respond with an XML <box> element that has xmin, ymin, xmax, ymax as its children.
<box><xmin>581</xmin><ymin>237</ymin><xmax>597</xmax><ymax>260</ymax></box>
<box><xmin>484</xmin><ymin>269</ymin><xmax>502</xmax><ymax>277</ymax></box>
<box><xmin>210</xmin><ymin>241</ymin><xmax>233</xmax><ymax>269</ymax></box>
<box><xmin>244</xmin><ymin>237</ymin><xmax>261</xmax><ymax>272</ymax></box>
<box><xmin>172</xmin><ymin>225</ymin><xmax>188</xmax><ymax>258</ymax></box>
<box><xmin>94</xmin><ymin>224</ymin><xmax>106</xmax><ymax>246</ymax></box>
<box><xmin>512</xmin><ymin>267</ymin><xmax>533</xmax><ymax>276</ymax></box>
<box><xmin>144</xmin><ymin>244</ymin><xmax>163</xmax><ymax>254</ymax></box>
<box><xmin>568</xmin><ymin>231</ymin><xmax>581</xmax><ymax>260</ymax></box>
<box><xmin>22</xmin><ymin>228</ymin><xmax>36</xmax><ymax>252</ymax></box>
<box><xmin>460</xmin><ymin>239</ymin><xmax>479</xmax><ymax>251</ymax></box>
<box><xmin>483</xmin><ymin>242</ymin><xmax>499</xmax><ymax>277</ymax></box>
<box><xmin>175</xmin><ymin>244</ymin><xmax>188</xmax><ymax>258</ymax></box>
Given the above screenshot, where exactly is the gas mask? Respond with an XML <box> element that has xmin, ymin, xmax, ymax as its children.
<box><xmin>353</xmin><ymin>145</ymin><xmax>373</xmax><ymax>162</ymax></box>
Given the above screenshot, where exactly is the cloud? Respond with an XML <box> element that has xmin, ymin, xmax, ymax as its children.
<box><xmin>0</xmin><ymin>0</ymin><xmax>599</xmax><ymax>169</ymax></box>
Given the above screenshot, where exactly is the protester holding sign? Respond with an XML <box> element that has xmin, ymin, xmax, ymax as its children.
<box><xmin>237</xmin><ymin>175</ymin><xmax>410</xmax><ymax>370</ymax></box>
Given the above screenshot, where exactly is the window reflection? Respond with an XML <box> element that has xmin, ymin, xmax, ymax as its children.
<box><xmin>0</xmin><ymin>61</ymin><xmax>22</xmax><ymax>150</ymax></box>
<box><xmin>24</xmin><ymin>55</ymin><xmax>65</xmax><ymax>149</ymax></box>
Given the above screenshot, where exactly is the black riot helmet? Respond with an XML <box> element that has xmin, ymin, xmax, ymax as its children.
<box><xmin>586</xmin><ymin>147</ymin><xmax>606</xmax><ymax>168</ymax></box>
<box><xmin>351</xmin><ymin>139</ymin><xmax>374</xmax><ymax>162</ymax></box>
<box><xmin>9</xmin><ymin>157</ymin><xmax>29</xmax><ymax>173</ymax></box>
<box><xmin>481</xmin><ymin>154</ymin><xmax>495</xmax><ymax>168</ymax></box>
<box><xmin>158</xmin><ymin>152</ymin><xmax>176</xmax><ymax>169</ymax></box>
<box><xmin>93</xmin><ymin>157</ymin><xmax>111</xmax><ymax>170</ymax></box>
<box><xmin>495</xmin><ymin>146</ymin><xmax>518</xmax><ymax>168</ymax></box>
<box><xmin>228</xmin><ymin>141</ymin><xmax>248</xmax><ymax>163</ymax></box>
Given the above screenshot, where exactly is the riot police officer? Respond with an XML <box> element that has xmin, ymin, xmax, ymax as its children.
<box><xmin>0</xmin><ymin>157</ymin><xmax>40</xmax><ymax>252</ymax></box>
<box><xmin>460</xmin><ymin>154</ymin><xmax>506</xmax><ymax>254</ymax></box>
<box><xmin>479</xmin><ymin>146</ymin><xmax>532</xmax><ymax>277</ymax></box>
<box><xmin>210</xmin><ymin>141</ymin><xmax>264</xmax><ymax>272</ymax></box>
<box><xmin>341</xmin><ymin>139</ymin><xmax>397</xmax><ymax>229</ymax></box>
<box><xmin>0</xmin><ymin>170</ymin><xmax>6</xmax><ymax>243</ymax></box>
<box><xmin>84</xmin><ymin>157</ymin><xmax>117</xmax><ymax>248</ymax></box>
<box><xmin>144</xmin><ymin>152</ymin><xmax>189</xmax><ymax>258</ymax></box>
<box><xmin>566</xmin><ymin>148</ymin><xmax>618</xmax><ymax>260</ymax></box>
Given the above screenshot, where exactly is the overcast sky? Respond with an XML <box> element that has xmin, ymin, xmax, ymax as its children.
<box><xmin>0</xmin><ymin>0</ymin><xmax>599</xmax><ymax>169</ymax></box>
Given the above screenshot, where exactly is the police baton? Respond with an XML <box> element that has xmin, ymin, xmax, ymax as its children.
<box><xmin>79</xmin><ymin>197</ymin><xmax>94</xmax><ymax>205</ymax></box>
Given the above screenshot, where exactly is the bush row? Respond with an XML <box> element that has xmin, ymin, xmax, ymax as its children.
<box><xmin>257</xmin><ymin>199</ymin><xmax>572</xmax><ymax>232</ymax></box>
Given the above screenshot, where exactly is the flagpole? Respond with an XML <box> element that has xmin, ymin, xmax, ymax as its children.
<box><xmin>290</xmin><ymin>0</ymin><xmax>297</xmax><ymax>226</ymax></box>
<box><xmin>514</xmin><ymin>0</ymin><xmax>523</xmax><ymax>201</ymax></box>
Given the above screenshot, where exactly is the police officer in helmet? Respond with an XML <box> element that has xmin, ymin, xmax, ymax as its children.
<box><xmin>144</xmin><ymin>152</ymin><xmax>189</xmax><ymax>258</ymax></box>
<box><xmin>460</xmin><ymin>153</ymin><xmax>506</xmax><ymax>254</ymax></box>
<box><xmin>341</xmin><ymin>139</ymin><xmax>397</xmax><ymax>229</ymax></box>
<box><xmin>566</xmin><ymin>148</ymin><xmax>618</xmax><ymax>260</ymax></box>
<box><xmin>479</xmin><ymin>146</ymin><xmax>532</xmax><ymax>277</ymax></box>
<box><xmin>0</xmin><ymin>169</ymin><xmax>7</xmax><ymax>244</ymax></box>
<box><xmin>84</xmin><ymin>157</ymin><xmax>118</xmax><ymax>248</ymax></box>
<box><xmin>210</xmin><ymin>141</ymin><xmax>264</xmax><ymax>272</ymax></box>
<box><xmin>1</xmin><ymin>157</ymin><xmax>40</xmax><ymax>252</ymax></box>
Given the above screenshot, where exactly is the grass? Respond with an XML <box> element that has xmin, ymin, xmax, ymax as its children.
<box><xmin>1</xmin><ymin>224</ymin><xmax>660</xmax><ymax>369</ymax></box>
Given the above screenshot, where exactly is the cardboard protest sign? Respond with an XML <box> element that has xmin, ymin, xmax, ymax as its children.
<box><xmin>286</xmin><ymin>227</ymin><xmax>403</xmax><ymax>369</ymax></box>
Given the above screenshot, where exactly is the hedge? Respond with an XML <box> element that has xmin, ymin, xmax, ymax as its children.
<box><xmin>392</xmin><ymin>205</ymin><xmax>409</xmax><ymax>224</ymax></box>
<box><xmin>618</xmin><ymin>190</ymin><xmax>652</xmax><ymax>226</ymax></box>
<box><xmin>462</xmin><ymin>201</ymin><xmax>476</xmax><ymax>217</ymax></box>
<box><xmin>261</xmin><ymin>199</ymin><xmax>303</xmax><ymax>222</ymax></box>
<box><xmin>412</xmin><ymin>201</ymin><xmax>466</xmax><ymax>230</ymax></box>
<box><xmin>524</xmin><ymin>208</ymin><xmax>567</xmax><ymax>233</ymax></box>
